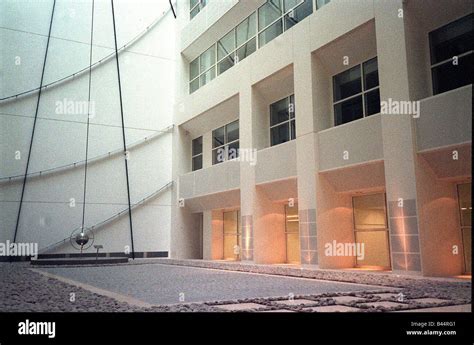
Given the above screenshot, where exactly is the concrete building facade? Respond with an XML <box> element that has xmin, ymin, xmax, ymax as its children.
<box><xmin>172</xmin><ymin>0</ymin><xmax>472</xmax><ymax>277</ymax></box>
<box><xmin>1</xmin><ymin>0</ymin><xmax>471</xmax><ymax>277</ymax></box>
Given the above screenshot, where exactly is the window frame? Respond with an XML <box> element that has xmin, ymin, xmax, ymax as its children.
<box><xmin>269</xmin><ymin>94</ymin><xmax>296</xmax><ymax>146</ymax></box>
<box><xmin>191</xmin><ymin>136</ymin><xmax>203</xmax><ymax>171</ymax></box>
<box><xmin>428</xmin><ymin>14</ymin><xmax>473</xmax><ymax>96</ymax></box>
<box><xmin>189</xmin><ymin>0</ymin><xmax>323</xmax><ymax>93</ymax></box>
<box><xmin>257</xmin><ymin>0</ymin><xmax>311</xmax><ymax>48</ymax></box>
<box><xmin>190</xmin><ymin>0</ymin><xmax>207</xmax><ymax>20</ymax></box>
<box><xmin>189</xmin><ymin>44</ymin><xmax>217</xmax><ymax>94</ymax></box>
<box><xmin>216</xmin><ymin>13</ymin><xmax>257</xmax><ymax>76</ymax></box>
<box><xmin>332</xmin><ymin>57</ymin><xmax>380</xmax><ymax>127</ymax></box>
<box><xmin>212</xmin><ymin>120</ymin><xmax>240</xmax><ymax>165</ymax></box>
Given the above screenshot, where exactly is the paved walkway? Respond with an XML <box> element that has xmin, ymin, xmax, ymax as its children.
<box><xmin>38</xmin><ymin>263</ymin><xmax>385</xmax><ymax>305</ymax></box>
<box><xmin>1</xmin><ymin>262</ymin><xmax>471</xmax><ymax>312</ymax></box>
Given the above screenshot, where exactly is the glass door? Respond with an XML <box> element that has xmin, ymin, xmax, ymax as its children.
<box><xmin>352</xmin><ymin>193</ymin><xmax>391</xmax><ymax>269</ymax></box>
<box><xmin>457</xmin><ymin>183</ymin><xmax>471</xmax><ymax>274</ymax></box>
<box><xmin>285</xmin><ymin>204</ymin><xmax>300</xmax><ymax>264</ymax></box>
<box><xmin>223</xmin><ymin>210</ymin><xmax>241</xmax><ymax>260</ymax></box>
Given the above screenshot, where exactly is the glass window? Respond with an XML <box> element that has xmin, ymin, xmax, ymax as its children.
<box><xmin>212</xmin><ymin>147</ymin><xmax>226</xmax><ymax>164</ymax></box>
<box><xmin>192</xmin><ymin>155</ymin><xmax>202</xmax><ymax>171</ymax></box>
<box><xmin>258</xmin><ymin>0</ymin><xmax>283</xmax><ymax>30</ymax></box>
<box><xmin>189</xmin><ymin>78</ymin><xmax>199</xmax><ymax>94</ymax></box>
<box><xmin>284</xmin><ymin>0</ymin><xmax>312</xmax><ymax>30</ymax></box>
<box><xmin>333</xmin><ymin>65</ymin><xmax>361</xmax><ymax>102</ymax></box>
<box><xmin>316</xmin><ymin>0</ymin><xmax>330</xmax><ymax>9</ymax></box>
<box><xmin>190</xmin><ymin>0</ymin><xmax>208</xmax><ymax>20</ymax></box>
<box><xmin>432</xmin><ymin>54</ymin><xmax>473</xmax><ymax>95</ymax></box>
<box><xmin>236</xmin><ymin>13</ymin><xmax>256</xmax><ymax>47</ymax></box>
<box><xmin>284</xmin><ymin>0</ymin><xmax>303</xmax><ymax>12</ymax></box>
<box><xmin>271</xmin><ymin>122</ymin><xmax>290</xmax><ymax>146</ymax></box>
<box><xmin>236</xmin><ymin>38</ymin><xmax>256</xmax><ymax>62</ymax></box>
<box><xmin>200</xmin><ymin>68</ymin><xmax>215</xmax><ymax>87</ymax></box>
<box><xmin>334</xmin><ymin>96</ymin><xmax>363</xmax><ymax>125</ymax></box>
<box><xmin>429</xmin><ymin>14</ymin><xmax>473</xmax><ymax>65</ymax></box>
<box><xmin>218</xmin><ymin>29</ymin><xmax>235</xmax><ymax>61</ymax></box>
<box><xmin>364</xmin><ymin>89</ymin><xmax>380</xmax><ymax>116</ymax></box>
<box><xmin>217</xmin><ymin>56</ymin><xmax>234</xmax><ymax>75</ymax></box>
<box><xmin>192</xmin><ymin>136</ymin><xmax>202</xmax><ymax>156</ymax></box>
<box><xmin>353</xmin><ymin>193</ymin><xmax>387</xmax><ymax>230</ymax></box>
<box><xmin>190</xmin><ymin>5</ymin><xmax>200</xmax><ymax>19</ymax></box>
<box><xmin>190</xmin><ymin>57</ymin><xmax>199</xmax><ymax>80</ymax></box>
<box><xmin>270</xmin><ymin>95</ymin><xmax>296</xmax><ymax>146</ymax></box>
<box><xmin>270</xmin><ymin>97</ymin><xmax>290</xmax><ymax>126</ymax></box>
<box><xmin>333</xmin><ymin>58</ymin><xmax>380</xmax><ymax>126</ymax></box>
<box><xmin>429</xmin><ymin>14</ymin><xmax>473</xmax><ymax>95</ymax></box>
<box><xmin>353</xmin><ymin>193</ymin><xmax>390</xmax><ymax>268</ymax></box>
<box><xmin>212</xmin><ymin>121</ymin><xmax>239</xmax><ymax>164</ymax></box>
<box><xmin>226</xmin><ymin>120</ymin><xmax>239</xmax><ymax>143</ymax></box>
<box><xmin>228</xmin><ymin>141</ymin><xmax>239</xmax><ymax>160</ymax></box>
<box><xmin>258</xmin><ymin>19</ymin><xmax>283</xmax><ymax>48</ymax></box>
<box><xmin>191</xmin><ymin>136</ymin><xmax>203</xmax><ymax>171</ymax></box>
<box><xmin>189</xmin><ymin>0</ymin><xmax>314</xmax><ymax>93</ymax></box>
<box><xmin>363</xmin><ymin>57</ymin><xmax>379</xmax><ymax>90</ymax></box>
<box><xmin>212</xmin><ymin>126</ymin><xmax>225</xmax><ymax>148</ymax></box>
<box><xmin>200</xmin><ymin>46</ymin><xmax>215</xmax><ymax>72</ymax></box>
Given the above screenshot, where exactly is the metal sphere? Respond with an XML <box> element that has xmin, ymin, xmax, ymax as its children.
<box><xmin>75</xmin><ymin>232</ymin><xmax>90</xmax><ymax>246</ymax></box>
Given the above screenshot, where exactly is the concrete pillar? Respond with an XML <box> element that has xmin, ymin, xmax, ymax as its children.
<box><xmin>293</xmin><ymin>21</ymin><xmax>318</xmax><ymax>265</ymax></box>
<box><xmin>239</xmin><ymin>82</ymin><xmax>255</xmax><ymax>261</ymax></box>
<box><xmin>375</xmin><ymin>0</ymin><xmax>422</xmax><ymax>273</ymax></box>
<box><xmin>171</xmin><ymin>126</ymin><xmax>201</xmax><ymax>259</ymax></box>
<box><xmin>239</xmin><ymin>79</ymin><xmax>287</xmax><ymax>264</ymax></box>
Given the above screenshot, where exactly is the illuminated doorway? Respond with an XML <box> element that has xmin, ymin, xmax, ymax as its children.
<box><xmin>223</xmin><ymin>210</ymin><xmax>241</xmax><ymax>260</ymax></box>
<box><xmin>285</xmin><ymin>204</ymin><xmax>300</xmax><ymax>264</ymax></box>
<box><xmin>352</xmin><ymin>193</ymin><xmax>391</xmax><ymax>269</ymax></box>
<box><xmin>457</xmin><ymin>183</ymin><xmax>471</xmax><ymax>274</ymax></box>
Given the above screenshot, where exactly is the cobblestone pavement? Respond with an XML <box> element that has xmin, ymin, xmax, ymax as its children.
<box><xmin>0</xmin><ymin>262</ymin><xmax>470</xmax><ymax>312</ymax></box>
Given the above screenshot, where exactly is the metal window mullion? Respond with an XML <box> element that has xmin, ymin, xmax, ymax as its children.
<box><xmin>190</xmin><ymin>2</ymin><xmax>200</xmax><ymax>12</ymax></box>
<box><xmin>430</xmin><ymin>50</ymin><xmax>473</xmax><ymax>69</ymax></box>
<box><xmin>270</xmin><ymin>118</ymin><xmax>292</xmax><ymax>129</ymax></box>
<box><xmin>260</xmin><ymin>16</ymin><xmax>283</xmax><ymax>34</ymax></box>
<box><xmin>333</xmin><ymin>91</ymin><xmax>364</xmax><ymax>106</ymax></box>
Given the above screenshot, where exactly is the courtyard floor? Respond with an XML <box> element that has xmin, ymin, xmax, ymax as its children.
<box><xmin>0</xmin><ymin>261</ymin><xmax>471</xmax><ymax>312</ymax></box>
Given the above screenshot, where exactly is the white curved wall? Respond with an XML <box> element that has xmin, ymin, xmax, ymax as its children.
<box><xmin>0</xmin><ymin>0</ymin><xmax>176</xmax><ymax>254</ymax></box>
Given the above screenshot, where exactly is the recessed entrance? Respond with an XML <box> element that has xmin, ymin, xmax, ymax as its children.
<box><xmin>223</xmin><ymin>210</ymin><xmax>241</xmax><ymax>260</ymax></box>
<box><xmin>285</xmin><ymin>204</ymin><xmax>300</xmax><ymax>264</ymax></box>
<box><xmin>457</xmin><ymin>183</ymin><xmax>471</xmax><ymax>274</ymax></box>
<box><xmin>352</xmin><ymin>193</ymin><xmax>391</xmax><ymax>269</ymax></box>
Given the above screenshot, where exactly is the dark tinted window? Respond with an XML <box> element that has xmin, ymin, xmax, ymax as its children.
<box><xmin>333</xmin><ymin>65</ymin><xmax>362</xmax><ymax>102</ymax></box>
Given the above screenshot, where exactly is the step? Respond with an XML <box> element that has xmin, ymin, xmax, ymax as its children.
<box><xmin>31</xmin><ymin>256</ymin><xmax>129</xmax><ymax>266</ymax></box>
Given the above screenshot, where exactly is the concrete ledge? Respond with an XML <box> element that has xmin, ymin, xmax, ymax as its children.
<box><xmin>31</xmin><ymin>257</ymin><xmax>129</xmax><ymax>266</ymax></box>
<box><xmin>142</xmin><ymin>258</ymin><xmax>471</xmax><ymax>289</ymax></box>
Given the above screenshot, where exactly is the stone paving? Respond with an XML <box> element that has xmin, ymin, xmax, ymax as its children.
<box><xmin>0</xmin><ymin>262</ymin><xmax>471</xmax><ymax>313</ymax></box>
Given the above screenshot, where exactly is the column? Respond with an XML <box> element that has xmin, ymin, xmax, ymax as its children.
<box><xmin>375</xmin><ymin>0</ymin><xmax>422</xmax><ymax>273</ymax></box>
